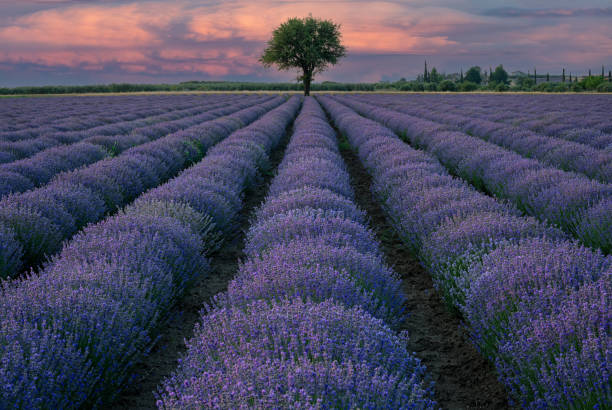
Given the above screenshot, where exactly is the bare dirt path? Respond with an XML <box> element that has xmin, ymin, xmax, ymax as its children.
<box><xmin>111</xmin><ymin>128</ymin><xmax>292</xmax><ymax>410</ymax></box>
<box><xmin>337</xmin><ymin>134</ymin><xmax>510</xmax><ymax>410</ymax></box>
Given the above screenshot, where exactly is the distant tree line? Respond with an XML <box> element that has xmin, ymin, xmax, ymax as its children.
<box><xmin>1</xmin><ymin>67</ymin><xmax>611</xmax><ymax>95</ymax></box>
<box><xmin>0</xmin><ymin>81</ymin><xmax>380</xmax><ymax>95</ymax></box>
<box><xmin>401</xmin><ymin>61</ymin><xmax>612</xmax><ymax>93</ymax></box>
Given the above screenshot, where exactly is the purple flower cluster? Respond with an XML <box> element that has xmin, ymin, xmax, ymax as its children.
<box><xmin>361</xmin><ymin>93</ymin><xmax>612</xmax><ymax>150</ymax></box>
<box><xmin>0</xmin><ymin>95</ymin><xmax>257</xmax><ymax>197</ymax></box>
<box><xmin>335</xmin><ymin>96</ymin><xmax>612</xmax><ymax>253</ymax></box>
<box><xmin>0</xmin><ymin>96</ymin><xmax>282</xmax><ymax>278</ymax></box>
<box><xmin>465</xmin><ymin>240</ymin><xmax>611</xmax><ymax>409</ymax></box>
<box><xmin>358</xmin><ymin>94</ymin><xmax>612</xmax><ymax>183</ymax></box>
<box><xmin>157</xmin><ymin>97</ymin><xmax>435</xmax><ymax>409</ymax></box>
<box><xmin>160</xmin><ymin>299</ymin><xmax>433</xmax><ymax>409</ymax></box>
<box><xmin>0</xmin><ymin>96</ymin><xmax>301</xmax><ymax>408</ymax></box>
<box><xmin>0</xmin><ymin>94</ymin><xmax>198</xmax><ymax>137</ymax></box>
<box><xmin>0</xmin><ymin>142</ymin><xmax>107</xmax><ymax>196</ymax></box>
<box><xmin>318</xmin><ymin>95</ymin><xmax>611</xmax><ymax>409</ymax></box>
<box><xmin>0</xmin><ymin>94</ymin><xmax>240</xmax><ymax>163</ymax></box>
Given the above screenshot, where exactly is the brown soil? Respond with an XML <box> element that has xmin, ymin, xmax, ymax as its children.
<box><xmin>337</xmin><ymin>135</ymin><xmax>510</xmax><ymax>410</ymax></box>
<box><xmin>110</xmin><ymin>129</ymin><xmax>292</xmax><ymax>410</ymax></box>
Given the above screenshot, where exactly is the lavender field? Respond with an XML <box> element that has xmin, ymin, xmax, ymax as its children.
<box><xmin>0</xmin><ymin>93</ymin><xmax>610</xmax><ymax>409</ymax></box>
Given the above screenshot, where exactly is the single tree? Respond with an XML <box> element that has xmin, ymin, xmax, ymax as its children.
<box><xmin>465</xmin><ymin>66</ymin><xmax>482</xmax><ymax>84</ymax></box>
<box><xmin>546</xmin><ymin>72</ymin><xmax>550</xmax><ymax>82</ymax></box>
<box><xmin>424</xmin><ymin>60</ymin><xmax>429</xmax><ymax>82</ymax></box>
<box><xmin>260</xmin><ymin>16</ymin><xmax>346</xmax><ymax>96</ymax></box>
<box><xmin>534</xmin><ymin>68</ymin><xmax>537</xmax><ymax>84</ymax></box>
<box><xmin>569</xmin><ymin>72</ymin><xmax>572</xmax><ymax>82</ymax></box>
<box><xmin>491</xmin><ymin>65</ymin><xmax>509</xmax><ymax>85</ymax></box>
<box><xmin>609</xmin><ymin>70</ymin><xmax>611</xmax><ymax>82</ymax></box>
<box><xmin>589</xmin><ymin>69</ymin><xmax>592</xmax><ymax>77</ymax></box>
<box><xmin>602</xmin><ymin>65</ymin><xmax>605</xmax><ymax>79</ymax></box>
<box><xmin>562</xmin><ymin>68</ymin><xmax>565</xmax><ymax>82</ymax></box>
<box><xmin>460</xmin><ymin>68</ymin><xmax>464</xmax><ymax>82</ymax></box>
<box><xmin>430</xmin><ymin>67</ymin><xmax>441</xmax><ymax>83</ymax></box>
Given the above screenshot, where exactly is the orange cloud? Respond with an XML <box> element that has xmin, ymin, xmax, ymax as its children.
<box><xmin>0</xmin><ymin>3</ymin><xmax>179</xmax><ymax>48</ymax></box>
<box><xmin>0</xmin><ymin>0</ymin><xmax>471</xmax><ymax>75</ymax></box>
<box><xmin>2</xmin><ymin>0</ymin><xmax>610</xmax><ymax>84</ymax></box>
<box><xmin>187</xmin><ymin>1</ymin><xmax>464</xmax><ymax>53</ymax></box>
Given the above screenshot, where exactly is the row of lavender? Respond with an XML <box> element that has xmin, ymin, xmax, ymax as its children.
<box><xmin>383</xmin><ymin>94</ymin><xmax>612</xmax><ymax>147</ymax></box>
<box><xmin>456</xmin><ymin>95</ymin><xmax>612</xmax><ymax>145</ymax></box>
<box><xmin>357</xmin><ymin>94</ymin><xmax>612</xmax><ymax>182</ymax></box>
<box><xmin>319</xmin><ymin>95</ymin><xmax>610</xmax><ymax>409</ymax></box>
<box><xmin>157</xmin><ymin>97</ymin><xmax>435</xmax><ymax>408</ymax></box>
<box><xmin>0</xmin><ymin>94</ymin><xmax>203</xmax><ymax>139</ymax></box>
<box><xmin>0</xmin><ymin>95</ymin><xmax>240</xmax><ymax>164</ymax></box>
<box><xmin>0</xmin><ymin>96</ymin><xmax>301</xmax><ymax>408</ymax></box>
<box><xmin>336</xmin><ymin>96</ymin><xmax>612</xmax><ymax>254</ymax></box>
<box><xmin>380</xmin><ymin>94</ymin><xmax>612</xmax><ymax>151</ymax></box>
<box><xmin>0</xmin><ymin>95</ymin><xmax>171</xmax><ymax>132</ymax></box>
<box><xmin>0</xmin><ymin>95</ymin><xmax>278</xmax><ymax>278</ymax></box>
<box><xmin>0</xmin><ymin>95</ymin><xmax>251</xmax><ymax>197</ymax></box>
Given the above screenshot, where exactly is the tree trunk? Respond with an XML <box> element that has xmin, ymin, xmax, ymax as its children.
<box><xmin>304</xmin><ymin>77</ymin><xmax>311</xmax><ymax>96</ymax></box>
<box><xmin>303</xmin><ymin>69</ymin><xmax>312</xmax><ymax>96</ymax></box>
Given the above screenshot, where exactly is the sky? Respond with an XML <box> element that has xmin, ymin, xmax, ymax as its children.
<box><xmin>0</xmin><ymin>0</ymin><xmax>611</xmax><ymax>86</ymax></box>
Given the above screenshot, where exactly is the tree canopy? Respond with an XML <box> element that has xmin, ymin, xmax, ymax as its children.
<box><xmin>465</xmin><ymin>66</ymin><xmax>482</xmax><ymax>84</ymax></box>
<box><xmin>491</xmin><ymin>65</ymin><xmax>509</xmax><ymax>85</ymax></box>
<box><xmin>260</xmin><ymin>16</ymin><xmax>346</xmax><ymax>95</ymax></box>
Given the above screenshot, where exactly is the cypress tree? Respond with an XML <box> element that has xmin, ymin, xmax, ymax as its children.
<box><xmin>569</xmin><ymin>72</ymin><xmax>572</xmax><ymax>82</ymax></box>
<box><xmin>534</xmin><ymin>68</ymin><xmax>537</xmax><ymax>84</ymax></box>
<box><xmin>460</xmin><ymin>68</ymin><xmax>464</xmax><ymax>82</ymax></box>
<box><xmin>424</xmin><ymin>60</ymin><xmax>429</xmax><ymax>82</ymax></box>
<box><xmin>602</xmin><ymin>65</ymin><xmax>605</xmax><ymax>79</ymax></box>
<box><xmin>546</xmin><ymin>73</ymin><xmax>550</xmax><ymax>82</ymax></box>
<box><xmin>609</xmin><ymin>70</ymin><xmax>611</xmax><ymax>82</ymax></box>
<box><xmin>589</xmin><ymin>69</ymin><xmax>592</xmax><ymax>77</ymax></box>
<box><xmin>562</xmin><ymin>68</ymin><xmax>565</xmax><ymax>82</ymax></box>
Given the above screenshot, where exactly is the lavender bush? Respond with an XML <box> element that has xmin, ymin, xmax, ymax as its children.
<box><xmin>318</xmin><ymin>94</ymin><xmax>610</xmax><ymax>408</ymax></box>
<box><xmin>0</xmin><ymin>96</ymin><xmax>285</xmax><ymax>278</ymax></box>
<box><xmin>357</xmin><ymin>94</ymin><xmax>612</xmax><ymax>183</ymax></box>
<box><xmin>158</xmin><ymin>299</ymin><xmax>434</xmax><ymax>409</ymax></box>
<box><xmin>335</xmin><ymin>95</ymin><xmax>612</xmax><ymax>253</ymax></box>
<box><xmin>0</xmin><ymin>96</ymin><xmax>301</xmax><ymax>408</ymax></box>
<box><xmin>157</xmin><ymin>97</ymin><xmax>435</xmax><ymax>409</ymax></box>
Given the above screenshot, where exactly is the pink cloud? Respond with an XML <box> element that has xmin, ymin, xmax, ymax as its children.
<box><xmin>0</xmin><ymin>4</ymin><xmax>178</xmax><ymax>48</ymax></box>
<box><xmin>0</xmin><ymin>0</ymin><xmax>610</xmax><ymax>84</ymax></box>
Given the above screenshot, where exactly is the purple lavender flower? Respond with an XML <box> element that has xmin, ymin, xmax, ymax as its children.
<box><xmin>0</xmin><ymin>226</ymin><xmax>23</xmax><ymax>277</ymax></box>
<box><xmin>157</xmin><ymin>299</ymin><xmax>435</xmax><ymax>409</ymax></box>
<box><xmin>0</xmin><ymin>95</ymin><xmax>302</xmax><ymax>408</ymax></box>
<box><xmin>244</xmin><ymin>208</ymin><xmax>380</xmax><ymax>257</ymax></box>
<box><xmin>254</xmin><ymin>186</ymin><xmax>366</xmax><ymax>224</ymax></box>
